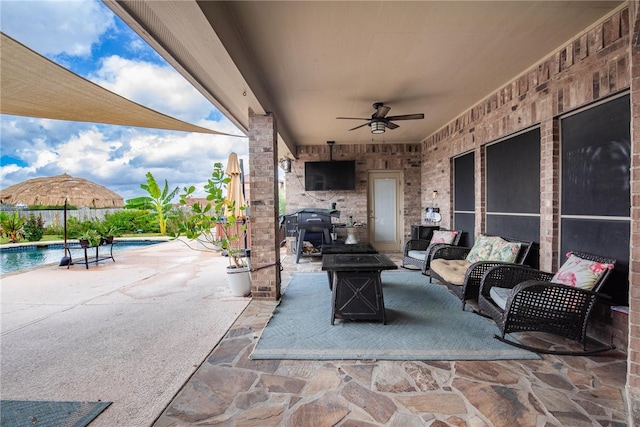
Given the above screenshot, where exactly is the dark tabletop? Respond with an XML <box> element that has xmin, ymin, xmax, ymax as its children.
<box><xmin>321</xmin><ymin>243</ymin><xmax>378</xmax><ymax>255</ymax></box>
<box><xmin>321</xmin><ymin>253</ymin><xmax>398</xmax><ymax>272</ymax></box>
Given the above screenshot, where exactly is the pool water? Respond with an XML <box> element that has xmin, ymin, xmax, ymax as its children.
<box><xmin>0</xmin><ymin>240</ymin><xmax>163</xmax><ymax>275</ymax></box>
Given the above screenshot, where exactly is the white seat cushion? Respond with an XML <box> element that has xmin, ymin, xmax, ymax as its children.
<box><xmin>407</xmin><ymin>250</ymin><xmax>427</xmax><ymax>261</ymax></box>
<box><xmin>489</xmin><ymin>286</ymin><xmax>512</xmax><ymax>310</ymax></box>
<box><xmin>430</xmin><ymin>259</ymin><xmax>471</xmax><ymax>285</ymax></box>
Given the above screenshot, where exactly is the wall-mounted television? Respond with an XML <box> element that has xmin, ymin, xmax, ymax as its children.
<box><xmin>304</xmin><ymin>160</ymin><xmax>356</xmax><ymax>191</ymax></box>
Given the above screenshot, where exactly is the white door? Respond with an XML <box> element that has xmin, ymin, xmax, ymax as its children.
<box><xmin>368</xmin><ymin>171</ymin><xmax>403</xmax><ymax>251</ymax></box>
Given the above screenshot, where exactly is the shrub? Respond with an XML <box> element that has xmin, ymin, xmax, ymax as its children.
<box><xmin>66</xmin><ymin>217</ymin><xmax>96</xmax><ymax>238</ymax></box>
<box><xmin>44</xmin><ymin>223</ymin><xmax>64</xmax><ymax>236</ymax></box>
<box><xmin>0</xmin><ymin>211</ymin><xmax>25</xmax><ymax>243</ymax></box>
<box><xmin>23</xmin><ymin>213</ymin><xmax>45</xmax><ymax>242</ymax></box>
<box><xmin>103</xmin><ymin>210</ymin><xmax>158</xmax><ymax>234</ymax></box>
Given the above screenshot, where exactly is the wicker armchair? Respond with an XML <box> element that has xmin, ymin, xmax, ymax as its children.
<box><xmin>401</xmin><ymin>229</ymin><xmax>463</xmax><ymax>274</ymax></box>
<box><xmin>429</xmin><ymin>236</ymin><xmax>533</xmax><ymax>310</ymax></box>
<box><xmin>478</xmin><ymin>251</ymin><xmax>616</xmax><ymax>355</ymax></box>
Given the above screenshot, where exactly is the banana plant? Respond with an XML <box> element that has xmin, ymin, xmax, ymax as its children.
<box><xmin>125</xmin><ymin>172</ymin><xmax>179</xmax><ymax>236</ymax></box>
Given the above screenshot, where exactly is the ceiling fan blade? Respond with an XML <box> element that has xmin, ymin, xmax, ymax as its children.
<box><xmin>336</xmin><ymin>117</ymin><xmax>369</xmax><ymax>120</ymax></box>
<box><xmin>348</xmin><ymin>122</ymin><xmax>371</xmax><ymax>131</ymax></box>
<box><xmin>386</xmin><ymin>121</ymin><xmax>399</xmax><ymax>130</ymax></box>
<box><xmin>375</xmin><ymin>105</ymin><xmax>391</xmax><ymax>118</ymax></box>
<box><xmin>386</xmin><ymin>113</ymin><xmax>424</xmax><ymax>121</ymax></box>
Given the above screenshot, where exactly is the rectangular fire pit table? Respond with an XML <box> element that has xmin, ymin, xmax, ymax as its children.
<box><xmin>321</xmin><ymin>243</ymin><xmax>379</xmax><ymax>289</ymax></box>
<box><xmin>321</xmin><ymin>243</ymin><xmax>378</xmax><ymax>255</ymax></box>
<box><xmin>322</xmin><ymin>253</ymin><xmax>398</xmax><ymax>325</ymax></box>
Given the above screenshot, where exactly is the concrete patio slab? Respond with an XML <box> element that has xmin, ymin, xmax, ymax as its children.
<box><xmin>1</xmin><ymin>238</ymin><xmax>250</xmax><ymax>426</ymax></box>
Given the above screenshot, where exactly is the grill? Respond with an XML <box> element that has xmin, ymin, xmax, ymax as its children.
<box><xmin>297</xmin><ymin>212</ymin><xmax>332</xmax><ymax>231</ymax></box>
<box><xmin>295</xmin><ymin>212</ymin><xmax>333</xmax><ymax>263</ymax></box>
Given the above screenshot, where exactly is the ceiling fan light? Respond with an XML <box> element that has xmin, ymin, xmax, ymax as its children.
<box><xmin>370</xmin><ymin>121</ymin><xmax>385</xmax><ymax>134</ymax></box>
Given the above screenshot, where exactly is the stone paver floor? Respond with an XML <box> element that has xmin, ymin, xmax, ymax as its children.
<box><xmin>153</xmin><ymin>251</ymin><xmax>629</xmax><ymax>427</ymax></box>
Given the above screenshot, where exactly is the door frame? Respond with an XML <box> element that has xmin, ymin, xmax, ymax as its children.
<box><xmin>367</xmin><ymin>170</ymin><xmax>404</xmax><ymax>251</ymax></box>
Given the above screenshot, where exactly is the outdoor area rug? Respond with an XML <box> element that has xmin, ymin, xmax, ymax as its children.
<box><xmin>0</xmin><ymin>400</ymin><xmax>111</xmax><ymax>427</ymax></box>
<box><xmin>251</xmin><ymin>271</ymin><xmax>539</xmax><ymax>361</ymax></box>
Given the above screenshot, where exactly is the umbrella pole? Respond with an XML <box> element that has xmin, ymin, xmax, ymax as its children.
<box><xmin>64</xmin><ymin>200</ymin><xmax>68</xmax><ymax>255</ymax></box>
<box><xmin>60</xmin><ymin>200</ymin><xmax>70</xmax><ymax>265</ymax></box>
<box><xmin>240</xmin><ymin>159</ymin><xmax>248</xmax><ymax>250</ymax></box>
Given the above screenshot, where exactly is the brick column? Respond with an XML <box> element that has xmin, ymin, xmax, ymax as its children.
<box><xmin>248</xmin><ymin>109</ymin><xmax>281</xmax><ymax>300</ymax></box>
<box><xmin>628</xmin><ymin>1</ymin><xmax>640</xmax><ymax>424</ymax></box>
<box><xmin>538</xmin><ymin>118</ymin><xmax>560</xmax><ymax>272</ymax></box>
<box><xmin>474</xmin><ymin>146</ymin><xmax>485</xmax><ymax>237</ymax></box>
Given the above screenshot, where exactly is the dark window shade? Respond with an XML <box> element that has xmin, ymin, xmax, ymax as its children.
<box><xmin>454</xmin><ymin>213</ymin><xmax>474</xmax><ymax>247</ymax></box>
<box><xmin>454</xmin><ymin>152</ymin><xmax>475</xmax><ymax>211</ymax></box>
<box><xmin>561</xmin><ymin>94</ymin><xmax>630</xmax><ymax>217</ymax></box>
<box><xmin>560</xmin><ymin>218</ymin><xmax>629</xmax><ymax>306</ymax></box>
<box><xmin>486</xmin><ymin>214</ymin><xmax>540</xmax><ymax>268</ymax></box>
<box><xmin>559</xmin><ymin>94</ymin><xmax>631</xmax><ymax>306</ymax></box>
<box><xmin>486</xmin><ymin>128</ymin><xmax>540</xmax><ymax>213</ymax></box>
<box><xmin>454</xmin><ymin>152</ymin><xmax>475</xmax><ymax>245</ymax></box>
<box><xmin>486</xmin><ymin>215</ymin><xmax>540</xmax><ymax>243</ymax></box>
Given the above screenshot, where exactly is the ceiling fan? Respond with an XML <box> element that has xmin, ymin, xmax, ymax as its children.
<box><xmin>337</xmin><ymin>102</ymin><xmax>424</xmax><ymax>134</ymax></box>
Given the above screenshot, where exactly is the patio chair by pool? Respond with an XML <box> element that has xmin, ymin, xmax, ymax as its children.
<box><xmin>478</xmin><ymin>251</ymin><xmax>616</xmax><ymax>355</ymax></box>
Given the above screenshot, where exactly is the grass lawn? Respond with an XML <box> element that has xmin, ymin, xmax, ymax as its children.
<box><xmin>0</xmin><ymin>233</ymin><xmax>164</xmax><ymax>245</ymax></box>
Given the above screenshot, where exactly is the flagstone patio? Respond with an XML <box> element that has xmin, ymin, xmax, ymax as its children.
<box><xmin>153</xmin><ymin>251</ymin><xmax>629</xmax><ymax>427</ymax></box>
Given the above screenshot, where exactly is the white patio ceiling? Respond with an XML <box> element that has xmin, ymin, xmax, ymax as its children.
<box><xmin>105</xmin><ymin>0</ymin><xmax>625</xmax><ymax>157</ymax></box>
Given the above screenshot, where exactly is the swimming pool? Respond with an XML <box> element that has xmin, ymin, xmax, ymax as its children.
<box><xmin>0</xmin><ymin>240</ymin><xmax>164</xmax><ymax>275</ymax></box>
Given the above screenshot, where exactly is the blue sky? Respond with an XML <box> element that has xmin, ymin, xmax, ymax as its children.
<box><xmin>0</xmin><ymin>0</ymin><xmax>248</xmax><ymax>200</ymax></box>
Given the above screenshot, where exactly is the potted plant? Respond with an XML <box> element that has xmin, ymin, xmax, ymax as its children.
<box><xmin>177</xmin><ymin>161</ymin><xmax>250</xmax><ymax>296</ymax></box>
<box><xmin>96</xmin><ymin>225</ymin><xmax>117</xmax><ymax>245</ymax></box>
<box><xmin>79</xmin><ymin>229</ymin><xmax>101</xmax><ymax>248</ymax></box>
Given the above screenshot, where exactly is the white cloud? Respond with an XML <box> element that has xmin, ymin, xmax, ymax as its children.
<box><xmin>90</xmin><ymin>55</ymin><xmax>215</xmax><ymax>124</ymax></box>
<box><xmin>1</xmin><ymin>115</ymin><xmax>248</xmax><ymax>200</ymax></box>
<box><xmin>1</xmin><ymin>0</ymin><xmax>115</xmax><ymax>57</ymax></box>
<box><xmin>0</xmin><ymin>0</ymin><xmax>248</xmax><ymax>202</ymax></box>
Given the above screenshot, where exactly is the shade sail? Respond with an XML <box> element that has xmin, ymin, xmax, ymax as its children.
<box><xmin>225</xmin><ymin>152</ymin><xmax>246</xmax><ymax>219</ymax></box>
<box><xmin>0</xmin><ymin>174</ymin><xmax>124</xmax><ymax>208</ymax></box>
<box><xmin>0</xmin><ymin>32</ymin><xmax>240</xmax><ymax>136</ymax></box>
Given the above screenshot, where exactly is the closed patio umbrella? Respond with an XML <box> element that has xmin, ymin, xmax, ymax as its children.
<box><xmin>224</xmin><ymin>152</ymin><xmax>248</xmax><ymax>252</ymax></box>
<box><xmin>225</xmin><ymin>152</ymin><xmax>246</xmax><ymax>219</ymax></box>
<box><xmin>0</xmin><ymin>173</ymin><xmax>124</xmax><ymax>264</ymax></box>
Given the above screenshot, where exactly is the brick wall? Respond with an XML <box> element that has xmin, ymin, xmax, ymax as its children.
<box><xmin>284</xmin><ymin>143</ymin><xmax>422</xmax><ymax>242</ymax></box>
<box><xmin>423</xmin><ymin>6</ymin><xmax>630</xmax><ymax>271</ymax></box>
<box><xmin>420</xmin><ymin>4</ymin><xmax>636</xmax><ymax>423</ymax></box>
<box><xmin>248</xmin><ymin>110</ymin><xmax>281</xmax><ymax>300</ymax></box>
<box><xmin>628</xmin><ymin>1</ymin><xmax>640</xmax><ymax>423</ymax></box>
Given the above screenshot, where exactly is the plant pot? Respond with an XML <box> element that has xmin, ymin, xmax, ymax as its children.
<box><xmin>226</xmin><ymin>265</ymin><xmax>251</xmax><ymax>297</ymax></box>
<box><xmin>101</xmin><ymin>236</ymin><xmax>114</xmax><ymax>245</ymax></box>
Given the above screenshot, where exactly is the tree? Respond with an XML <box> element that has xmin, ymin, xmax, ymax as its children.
<box><xmin>125</xmin><ymin>172</ymin><xmax>179</xmax><ymax>236</ymax></box>
<box><xmin>177</xmin><ymin>162</ymin><xmax>248</xmax><ymax>268</ymax></box>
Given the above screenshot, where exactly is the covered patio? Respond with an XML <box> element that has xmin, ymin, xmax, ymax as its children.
<box><xmin>0</xmin><ymin>243</ymin><xmax>627</xmax><ymax>426</ymax></box>
<box><xmin>104</xmin><ymin>1</ymin><xmax>639</xmax><ymax>424</ymax></box>
<box><xmin>152</xmin><ymin>251</ymin><xmax>628</xmax><ymax>426</ymax></box>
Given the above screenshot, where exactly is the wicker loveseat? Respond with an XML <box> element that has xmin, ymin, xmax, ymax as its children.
<box><xmin>429</xmin><ymin>235</ymin><xmax>533</xmax><ymax>310</ymax></box>
<box><xmin>402</xmin><ymin>229</ymin><xmax>463</xmax><ymax>274</ymax></box>
<box><xmin>478</xmin><ymin>251</ymin><xmax>616</xmax><ymax>355</ymax></box>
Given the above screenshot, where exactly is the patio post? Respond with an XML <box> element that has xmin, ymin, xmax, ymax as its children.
<box><xmin>247</xmin><ymin>109</ymin><xmax>281</xmax><ymax>300</ymax></box>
